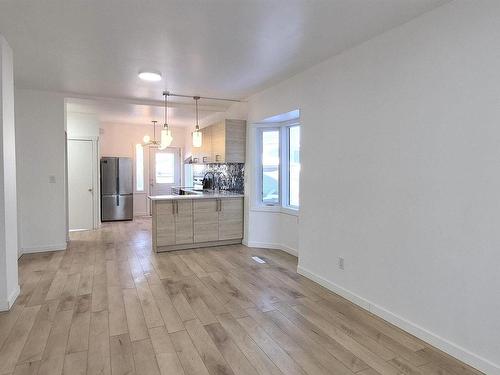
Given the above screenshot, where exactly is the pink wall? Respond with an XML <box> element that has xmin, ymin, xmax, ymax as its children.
<box><xmin>100</xmin><ymin>122</ymin><xmax>187</xmax><ymax>215</ymax></box>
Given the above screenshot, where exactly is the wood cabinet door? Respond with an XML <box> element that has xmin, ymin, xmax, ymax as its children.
<box><xmin>193</xmin><ymin>199</ymin><xmax>219</xmax><ymax>243</ymax></box>
<box><xmin>218</xmin><ymin>198</ymin><xmax>243</xmax><ymax>240</ymax></box>
<box><xmin>200</xmin><ymin>127</ymin><xmax>212</xmax><ymax>163</ymax></box>
<box><xmin>155</xmin><ymin>201</ymin><xmax>176</xmax><ymax>247</ymax></box>
<box><xmin>175</xmin><ymin>200</ymin><xmax>193</xmax><ymax>245</ymax></box>
<box><xmin>211</xmin><ymin>121</ymin><xmax>226</xmax><ymax>163</ymax></box>
<box><xmin>225</xmin><ymin>120</ymin><xmax>246</xmax><ymax>163</ymax></box>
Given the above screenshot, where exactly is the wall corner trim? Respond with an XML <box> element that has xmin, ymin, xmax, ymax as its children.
<box><xmin>297</xmin><ymin>265</ymin><xmax>500</xmax><ymax>375</ymax></box>
<box><xmin>0</xmin><ymin>284</ymin><xmax>20</xmax><ymax>312</ymax></box>
<box><xmin>245</xmin><ymin>241</ymin><xmax>298</xmax><ymax>257</ymax></box>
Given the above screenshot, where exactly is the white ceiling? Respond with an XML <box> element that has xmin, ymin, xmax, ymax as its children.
<box><xmin>0</xmin><ymin>0</ymin><xmax>447</xmax><ymax>125</ymax></box>
<box><xmin>65</xmin><ymin>97</ymin><xmax>228</xmax><ymax>127</ymax></box>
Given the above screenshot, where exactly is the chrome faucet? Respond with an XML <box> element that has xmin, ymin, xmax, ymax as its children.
<box><xmin>203</xmin><ymin>171</ymin><xmax>223</xmax><ymax>192</ymax></box>
<box><xmin>202</xmin><ymin>171</ymin><xmax>214</xmax><ymax>190</ymax></box>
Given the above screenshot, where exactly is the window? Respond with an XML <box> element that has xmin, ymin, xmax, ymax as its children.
<box><xmin>261</xmin><ymin>129</ymin><xmax>280</xmax><ymax>205</ymax></box>
<box><xmin>135</xmin><ymin>144</ymin><xmax>144</xmax><ymax>191</ymax></box>
<box><xmin>155</xmin><ymin>152</ymin><xmax>175</xmax><ymax>183</ymax></box>
<box><xmin>258</xmin><ymin>121</ymin><xmax>301</xmax><ymax>210</ymax></box>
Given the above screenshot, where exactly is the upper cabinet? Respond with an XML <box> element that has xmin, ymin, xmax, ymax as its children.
<box><xmin>191</xmin><ymin>119</ymin><xmax>246</xmax><ymax>164</ymax></box>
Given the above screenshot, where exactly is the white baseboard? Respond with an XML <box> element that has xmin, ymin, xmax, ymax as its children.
<box><xmin>0</xmin><ymin>284</ymin><xmax>20</xmax><ymax>312</ymax></box>
<box><xmin>245</xmin><ymin>240</ymin><xmax>298</xmax><ymax>257</ymax></box>
<box><xmin>297</xmin><ymin>265</ymin><xmax>499</xmax><ymax>375</ymax></box>
<box><xmin>21</xmin><ymin>242</ymin><xmax>67</xmax><ymax>254</ymax></box>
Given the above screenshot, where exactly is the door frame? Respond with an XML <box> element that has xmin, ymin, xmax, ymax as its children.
<box><xmin>67</xmin><ymin>136</ymin><xmax>100</xmax><ymax>231</ymax></box>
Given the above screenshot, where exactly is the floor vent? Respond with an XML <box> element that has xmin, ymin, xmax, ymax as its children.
<box><xmin>251</xmin><ymin>256</ymin><xmax>266</xmax><ymax>264</ymax></box>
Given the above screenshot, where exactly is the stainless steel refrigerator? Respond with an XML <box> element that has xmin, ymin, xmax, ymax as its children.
<box><xmin>100</xmin><ymin>157</ymin><xmax>133</xmax><ymax>221</ymax></box>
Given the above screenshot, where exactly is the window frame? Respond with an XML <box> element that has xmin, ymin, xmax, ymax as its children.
<box><xmin>255</xmin><ymin>119</ymin><xmax>300</xmax><ymax>214</ymax></box>
<box><xmin>284</xmin><ymin>123</ymin><xmax>300</xmax><ymax>210</ymax></box>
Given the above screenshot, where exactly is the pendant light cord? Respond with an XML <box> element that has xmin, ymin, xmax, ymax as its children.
<box><xmin>164</xmin><ymin>93</ymin><xmax>168</xmax><ymax>129</ymax></box>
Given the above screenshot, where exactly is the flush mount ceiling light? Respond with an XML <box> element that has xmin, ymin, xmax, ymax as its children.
<box><xmin>192</xmin><ymin>96</ymin><xmax>202</xmax><ymax>148</ymax></box>
<box><xmin>138</xmin><ymin>70</ymin><xmax>162</xmax><ymax>82</ymax></box>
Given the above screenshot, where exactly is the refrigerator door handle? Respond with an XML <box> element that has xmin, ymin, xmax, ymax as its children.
<box><xmin>116</xmin><ymin>158</ymin><xmax>120</xmax><ymax>194</ymax></box>
<box><xmin>116</xmin><ymin>195</ymin><xmax>120</xmax><ymax>206</ymax></box>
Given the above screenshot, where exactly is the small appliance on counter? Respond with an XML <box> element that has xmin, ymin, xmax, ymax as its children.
<box><xmin>100</xmin><ymin>157</ymin><xmax>133</xmax><ymax>221</ymax></box>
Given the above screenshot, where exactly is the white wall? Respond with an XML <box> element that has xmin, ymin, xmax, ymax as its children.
<box><xmin>245</xmin><ymin>210</ymin><xmax>299</xmax><ymax>256</ymax></box>
<box><xmin>0</xmin><ymin>35</ymin><xmax>19</xmax><ymax>310</ymax></box>
<box><xmin>100</xmin><ymin>122</ymin><xmax>187</xmax><ymax>215</ymax></box>
<box><xmin>66</xmin><ymin>111</ymin><xmax>100</xmax><ymax>138</ymax></box>
<box><xmin>15</xmin><ymin>89</ymin><xmax>67</xmax><ymax>253</ymax></box>
<box><xmin>245</xmin><ymin>2</ymin><xmax>500</xmax><ymax>373</ymax></box>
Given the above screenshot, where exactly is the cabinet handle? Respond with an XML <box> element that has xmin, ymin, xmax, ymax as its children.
<box><xmin>172</xmin><ymin>201</ymin><xmax>175</xmax><ymax>214</ymax></box>
<box><xmin>176</xmin><ymin>201</ymin><xmax>179</xmax><ymax>214</ymax></box>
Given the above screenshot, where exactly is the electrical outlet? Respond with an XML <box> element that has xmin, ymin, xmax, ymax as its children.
<box><xmin>338</xmin><ymin>257</ymin><xmax>345</xmax><ymax>270</ymax></box>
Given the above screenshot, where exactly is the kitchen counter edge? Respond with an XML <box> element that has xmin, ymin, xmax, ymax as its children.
<box><xmin>148</xmin><ymin>193</ymin><xmax>244</xmax><ymax>201</ymax></box>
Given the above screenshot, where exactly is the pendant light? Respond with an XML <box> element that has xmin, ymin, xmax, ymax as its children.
<box><xmin>159</xmin><ymin>92</ymin><xmax>173</xmax><ymax>150</ymax></box>
<box><xmin>192</xmin><ymin>96</ymin><xmax>202</xmax><ymax>147</ymax></box>
<box><xmin>142</xmin><ymin>120</ymin><xmax>161</xmax><ymax>147</ymax></box>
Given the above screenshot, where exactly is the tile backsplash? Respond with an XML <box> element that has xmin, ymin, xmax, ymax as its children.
<box><xmin>200</xmin><ymin>163</ymin><xmax>244</xmax><ymax>193</ymax></box>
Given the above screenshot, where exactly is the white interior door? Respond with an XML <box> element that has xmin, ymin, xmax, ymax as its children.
<box><xmin>68</xmin><ymin>139</ymin><xmax>94</xmax><ymax>231</ymax></box>
<box><xmin>149</xmin><ymin>147</ymin><xmax>181</xmax><ymax>195</ymax></box>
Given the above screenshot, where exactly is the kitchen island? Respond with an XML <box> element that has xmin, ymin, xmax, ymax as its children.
<box><xmin>149</xmin><ymin>190</ymin><xmax>244</xmax><ymax>252</ymax></box>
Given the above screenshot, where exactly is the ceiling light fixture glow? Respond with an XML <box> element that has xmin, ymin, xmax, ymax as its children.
<box><xmin>138</xmin><ymin>70</ymin><xmax>162</xmax><ymax>82</ymax></box>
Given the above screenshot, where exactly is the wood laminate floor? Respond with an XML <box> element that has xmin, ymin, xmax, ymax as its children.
<box><xmin>0</xmin><ymin>217</ymin><xmax>482</xmax><ymax>375</ymax></box>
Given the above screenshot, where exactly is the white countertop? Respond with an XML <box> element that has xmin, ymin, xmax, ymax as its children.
<box><xmin>148</xmin><ymin>191</ymin><xmax>244</xmax><ymax>201</ymax></box>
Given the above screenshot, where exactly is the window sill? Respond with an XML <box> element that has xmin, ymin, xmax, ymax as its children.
<box><xmin>250</xmin><ymin>205</ymin><xmax>299</xmax><ymax>217</ymax></box>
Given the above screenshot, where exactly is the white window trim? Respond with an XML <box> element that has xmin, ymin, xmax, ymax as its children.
<box><xmin>282</xmin><ymin>122</ymin><xmax>300</xmax><ymax>211</ymax></box>
<box><xmin>135</xmin><ymin>144</ymin><xmax>145</xmax><ymax>192</ymax></box>
<box><xmin>253</xmin><ymin>119</ymin><xmax>300</xmax><ymax>216</ymax></box>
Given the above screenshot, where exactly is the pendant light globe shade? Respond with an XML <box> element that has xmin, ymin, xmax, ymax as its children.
<box><xmin>159</xmin><ymin>127</ymin><xmax>173</xmax><ymax>150</ymax></box>
<box><xmin>143</xmin><ymin>134</ymin><xmax>151</xmax><ymax>144</ymax></box>
<box><xmin>192</xmin><ymin>129</ymin><xmax>202</xmax><ymax>148</ymax></box>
